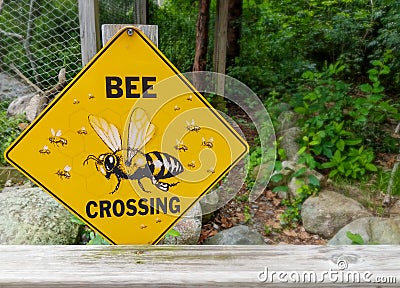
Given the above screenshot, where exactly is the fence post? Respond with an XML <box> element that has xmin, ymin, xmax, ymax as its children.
<box><xmin>212</xmin><ymin>0</ymin><xmax>228</xmax><ymax>111</ymax></box>
<box><xmin>135</xmin><ymin>0</ymin><xmax>148</xmax><ymax>24</ymax></box>
<box><xmin>78</xmin><ymin>0</ymin><xmax>101</xmax><ymax>67</ymax></box>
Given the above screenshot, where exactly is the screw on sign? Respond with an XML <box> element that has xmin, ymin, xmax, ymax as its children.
<box><xmin>4</xmin><ymin>26</ymin><xmax>248</xmax><ymax>244</ymax></box>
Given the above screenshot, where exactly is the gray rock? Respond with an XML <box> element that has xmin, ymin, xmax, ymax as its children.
<box><xmin>301</xmin><ymin>190</ymin><xmax>371</xmax><ymax>239</ymax></box>
<box><xmin>163</xmin><ymin>202</ymin><xmax>202</xmax><ymax>245</ymax></box>
<box><xmin>0</xmin><ymin>72</ymin><xmax>35</xmax><ymax>101</ymax></box>
<box><xmin>329</xmin><ymin>217</ymin><xmax>400</xmax><ymax>245</ymax></box>
<box><xmin>203</xmin><ymin>225</ymin><xmax>266</xmax><ymax>245</ymax></box>
<box><xmin>200</xmin><ymin>190</ymin><xmax>219</xmax><ymax>222</ymax></box>
<box><xmin>276</xmin><ymin>111</ymin><xmax>301</xmax><ymax>133</ymax></box>
<box><xmin>0</xmin><ymin>187</ymin><xmax>81</xmax><ymax>244</ymax></box>
<box><xmin>279</xmin><ymin>127</ymin><xmax>301</xmax><ymax>161</ymax></box>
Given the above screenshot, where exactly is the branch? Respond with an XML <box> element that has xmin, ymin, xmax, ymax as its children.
<box><xmin>10</xmin><ymin>63</ymin><xmax>43</xmax><ymax>93</ymax></box>
<box><xmin>0</xmin><ymin>28</ymin><xmax>24</xmax><ymax>40</ymax></box>
<box><xmin>24</xmin><ymin>0</ymin><xmax>39</xmax><ymax>84</ymax></box>
<box><xmin>0</xmin><ymin>0</ymin><xmax>3</xmax><ymax>13</ymax></box>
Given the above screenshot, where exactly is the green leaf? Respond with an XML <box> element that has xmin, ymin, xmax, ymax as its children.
<box><xmin>292</xmin><ymin>167</ymin><xmax>307</xmax><ymax>178</ymax></box>
<box><xmin>166</xmin><ymin>229</ymin><xmax>181</xmax><ymax>237</ymax></box>
<box><xmin>336</xmin><ymin>139</ymin><xmax>345</xmax><ymax>151</ymax></box>
<box><xmin>346</xmin><ymin>231</ymin><xmax>364</xmax><ymax>245</ymax></box>
<box><xmin>297</xmin><ymin>146</ymin><xmax>307</xmax><ymax>155</ymax></box>
<box><xmin>271</xmin><ymin>173</ymin><xmax>283</xmax><ymax>183</ymax></box>
<box><xmin>365</xmin><ymin>163</ymin><xmax>378</xmax><ymax>171</ymax></box>
<box><xmin>321</xmin><ymin>161</ymin><xmax>336</xmax><ymax>169</ymax></box>
<box><xmin>359</xmin><ymin>83</ymin><xmax>372</xmax><ymax>93</ymax></box>
<box><xmin>308</xmin><ymin>174</ymin><xmax>320</xmax><ymax>187</ymax></box>
<box><xmin>272</xmin><ymin>186</ymin><xmax>289</xmax><ymax>193</ymax></box>
<box><xmin>344</xmin><ymin>138</ymin><xmax>362</xmax><ymax>146</ymax></box>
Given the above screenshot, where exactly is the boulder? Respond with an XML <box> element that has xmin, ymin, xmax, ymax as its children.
<box><xmin>301</xmin><ymin>190</ymin><xmax>371</xmax><ymax>239</ymax></box>
<box><xmin>203</xmin><ymin>225</ymin><xmax>266</xmax><ymax>245</ymax></box>
<box><xmin>279</xmin><ymin>127</ymin><xmax>301</xmax><ymax>162</ymax></box>
<box><xmin>329</xmin><ymin>217</ymin><xmax>400</xmax><ymax>245</ymax></box>
<box><xmin>0</xmin><ymin>72</ymin><xmax>35</xmax><ymax>101</ymax></box>
<box><xmin>276</xmin><ymin>110</ymin><xmax>301</xmax><ymax>133</ymax></box>
<box><xmin>163</xmin><ymin>202</ymin><xmax>202</xmax><ymax>245</ymax></box>
<box><xmin>0</xmin><ymin>187</ymin><xmax>81</xmax><ymax>244</ymax></box>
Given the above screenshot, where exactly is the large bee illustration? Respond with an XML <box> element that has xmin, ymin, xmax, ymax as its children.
<box><xmin>83</xmin><ymin>108</ymin><xmax>184</xmax><ymax>194</ymax></box>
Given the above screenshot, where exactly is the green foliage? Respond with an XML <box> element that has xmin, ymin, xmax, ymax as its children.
<box><xmin>292</xmin><ymin>59</ymin><xmax>397</xmax><ymax>180</ymax></box>
<box><xmin>0</xmin><ymin>102</ymin><xmax>27</xmax><ymax>166</ymax></box>
<box><xmin>346</xmin><ymin>231</ymin><xmax>365</xmax><ymax>245</ymax></box>
<box><xmin>271</xmin><ymin>161</ymin><xmax>321</xmax><ymax>227</ymax></box>
<box><xmin>149</xmin><ymin>0</ymin><xmax>197</xmax><ymax>72</ymax></box>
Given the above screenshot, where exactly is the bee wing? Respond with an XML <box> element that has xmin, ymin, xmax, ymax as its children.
<box><xmin>56</xmin><ymin>130</ymin><xmax>62</xmax><ymax>136</ymax></box>
<box><xmin>64</xmin><ymin>165</ymin><xmax>71</xmax><ymax>171</ymax></box>
<box><xmin>127</xmin><ymin>108</ymin><xmax>155</xmax><ymax>152</ymax></box>
<box><xmin>209</xmin><ymin>137</ymin><xmax>214</xmax><ymax>142</ymax></box>
<box><xmin>51</xmin><ymin>128</ymin><xmax>55</xmax><ymax>136</ymax></box>
<box><xmin>43</xmin><ymin>145</ymin><xmax>48</xmax><ymax>149</ymax></box>
<box><xmin>88</xmin><ymin>115</ymin><xmax>121</xmax><ymax>152</ymax></box>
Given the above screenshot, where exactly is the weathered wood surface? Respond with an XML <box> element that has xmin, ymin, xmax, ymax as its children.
<box><xmin>101</xmin><ymin>24</ymin><xmax>158</xmax><ymax>47</ymax></box>
<box><xmin>0</xmin><ymin>245</ymin><xmax>399</xmax><ymax>287</ymax></box>
<box><xmin>134</xmin><ymin>0</ymin><xmax>148</xmax><ymax>24</ymax></box>
<box><xmin>78</xmin><ymin>0</ymin><xmax>101</xmax><ymax>66</ymax></box>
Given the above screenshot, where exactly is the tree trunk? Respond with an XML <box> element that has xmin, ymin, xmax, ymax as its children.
<box><xmin>226</xmin><ymin>0</ymin><xmax>242</xmax><ymax>69</ymax></box>
<box><xmin>193</xmin><ymin>0</ymin><xmax>210</xmax><ymax>72</ymax></box>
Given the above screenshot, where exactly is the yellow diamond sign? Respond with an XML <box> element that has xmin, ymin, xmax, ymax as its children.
<box><xmin>5</xmin><ymin>27</ymin><xmax>248</xmax><ymax>244</ymax></box>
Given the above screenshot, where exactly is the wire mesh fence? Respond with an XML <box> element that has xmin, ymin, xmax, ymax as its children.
<box><xmin>0</xmin><ymin>0</ymin><xmax>140</xmax><ymax>101</ymax></box>
<box><xmin>0</xmin><ymin>0</ymin><xmax>81</xmax><ymax>91</ymax></box>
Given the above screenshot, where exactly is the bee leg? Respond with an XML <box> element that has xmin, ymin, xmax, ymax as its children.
<box><xmin>137</xmin><ymin>179</ymin><xmax>151</xmax><ymax>193</ymax></box>
<box><xmin>152</xmin><ymin>178</ymin><xmax>176</xmax><ymax>192</ymax></box>
<box><xmin>110</xmin><ymin>177</ymin><xmax>121</xmax><ymax>194</ymax></box>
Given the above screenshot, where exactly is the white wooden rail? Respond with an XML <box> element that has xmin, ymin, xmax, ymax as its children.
<box><xmin>0</xmin><ymin>245</ymin><xmax>399</xmax><ymax>287</ymax></box>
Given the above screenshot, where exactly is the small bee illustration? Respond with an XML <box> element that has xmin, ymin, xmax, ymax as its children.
<box><xmin>140</xmin><ymin>224</ymin><xmax>147</xmax><ymax>229</ymax></box>
<box><xmin>207</xmin><ymin>168</ymin><xmax>215</xmax><ymax>174</ymax></box>
<box><xmin>174</xmin><ymin>105</ymin><xmax>180</xmax><ymax>111</ymax></box>
<box><xmin>88</xmin><ymin>93</ymin><xmax>95</xmax><ymax>99</ymax></box>
<box><xmin>39</xmin><ymin>145</ymin><xmax>51</xmax><ymax>155</ymax></box>
<box><xmin>188</xmin><ymin>160</ymin><xmax>196</xmax><ymax>168</ymax></box>
<box><xmin>73</xmin><ymin>99</ymin><xmax>80</xmax><ymax>104</ymax></box>
<box><xmin>174</xmin><ymin>139</ymin><xmax>188</xmax><ymax>152</ymax></box>
<box><xmin>187</xmin><ymin>95</ymin><xmax>192</xmax><ymax>101</ymax></box>
<box><xmin>83</xmin><ymin>108</ymin><xmax>184</xmax><ymax>194</ymax></box>
<box><xmin>202</xmin><ymin>137</ymin><xmax>214</xmax><ymax>148</ymax></box>
<box><xmin>56</xmin><ymin>165</ymin><xmax>71</xmax><ymax>179</ymax></box>
<box><xmin>49</xmin><ymin>129</ymin><xmax>67</xmax><ymax>146</ymax></box>
<box><xmin>155</xmin><ymin>218</ymin><xmax>162</xmax><ymax>223</ymax></box>
<box><xmin>186</xmin><ymin>119</ymin><xmax>201</xmax><ymax>133</ymax></box>
<box><xmin>77</xmin><ymin>126</ymin><xmax>88</xmax><ymax>135</ymax></box>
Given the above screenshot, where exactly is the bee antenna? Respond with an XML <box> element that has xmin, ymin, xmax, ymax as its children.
<box><xmin>83</xmin><ymin>155</ymin><xmax>99</xmax><ymax>165</ymax></box>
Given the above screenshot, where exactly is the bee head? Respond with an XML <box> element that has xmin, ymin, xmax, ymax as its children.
<box><xmin>103</xmin><ymin>154</ymin><xmax>117</xmax><ymax>172</ymax></box>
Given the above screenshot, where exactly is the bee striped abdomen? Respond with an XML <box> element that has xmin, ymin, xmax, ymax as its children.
<box><xmin>146</xmin><ymin>151</ymin><xmax>183</xmax><ymax>180</ymax></box>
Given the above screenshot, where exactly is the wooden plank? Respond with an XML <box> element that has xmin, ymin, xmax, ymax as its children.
<box><xmin>0</xmin><ymin>245</ymin><xmax>399</xmax><ymax>287</ymax></box>
<box><xmin>78</xmin><ymin>0</ymin><xmax>101</xmax><ymax>66</ymax></box>
<box><xmin>101</xmin><ymin>24</ymin><xmax>158</xmax><ymax>47</ymax></box>
<box><xmin>135</xmin><ymin>0</ymin><xmax>148</xmax><ymax>24</ymax></box>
